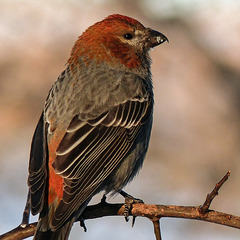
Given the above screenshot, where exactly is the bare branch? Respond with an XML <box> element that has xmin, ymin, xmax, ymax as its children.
<box><xmin>1</xmin><ymin>204</ymin><xmax>240</xmax><ymax>240</ymax></box>
<box><xmin>0</xmin><ymin>171</ymin><xmax>239</xmax><ymax>240</ymax></box>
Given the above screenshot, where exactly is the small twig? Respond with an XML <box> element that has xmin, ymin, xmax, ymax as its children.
<box><xmin>199</xmin><ymin>171</ymin><xmax>231</xmax><ymax>214</ymax></box>
<box><xmin>152</xmin><ymin>219</ymin><xmax>162</xmax><ymax>240</ymax></box>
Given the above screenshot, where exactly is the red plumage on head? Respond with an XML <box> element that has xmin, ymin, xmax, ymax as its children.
<box><xmin>104</xmin><ymin>14</ymin><xmax>144</xmax><ymax>29</ymax></box>
<box><xmin>68</xmin><ymin>14</ymin><xmax>146</xmax><ymax>70</ymax></box>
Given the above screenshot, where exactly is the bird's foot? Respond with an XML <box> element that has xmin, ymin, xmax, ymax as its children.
<box><xmin>119</xmin><ymin>190</ymin><xmax>144</xmax><ymax>226</ymax></box>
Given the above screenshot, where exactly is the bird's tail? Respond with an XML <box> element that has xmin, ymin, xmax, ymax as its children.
<box><xmin>33</xmin><ymin>218</ymin><xmax>75</xmax><ymax>240</ymax></box>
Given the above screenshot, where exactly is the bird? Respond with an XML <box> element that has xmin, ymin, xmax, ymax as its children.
<box><xmin>27</xmin><ymin>14</ymin><xmax>168</xmax><ymax>240</ymax></box>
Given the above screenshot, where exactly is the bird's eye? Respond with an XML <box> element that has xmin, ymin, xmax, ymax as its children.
<box><xmin>123</xmin><ymin>33</ymin><xmax>133</xmax><ymax>40</ymax></box>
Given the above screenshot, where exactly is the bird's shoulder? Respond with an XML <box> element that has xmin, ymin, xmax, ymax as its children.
<box><xmin>44</xmin><ymin>65</ymin><xmax>152</xmax><ymax>125</ymax></box>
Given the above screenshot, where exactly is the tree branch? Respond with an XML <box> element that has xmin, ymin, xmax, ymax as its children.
<box><xmin>1</xmin><ymin>171</ymin><xmax>239</xmax><ymax>240</ymax></box>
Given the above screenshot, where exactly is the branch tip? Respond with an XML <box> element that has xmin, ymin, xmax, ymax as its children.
<box><xmin>199</xmin><ymin>171</ymin><xmax>231</xmax><ymax>214</ymax></box>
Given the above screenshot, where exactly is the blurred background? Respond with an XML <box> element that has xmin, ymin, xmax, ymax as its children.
<box><xmin>0</xmin><ymin>0</ymin><xmax>240</xmax><ymax>239</ymax></box>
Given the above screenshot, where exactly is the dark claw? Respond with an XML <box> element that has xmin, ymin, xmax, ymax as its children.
<box><xmin>79</xmin><ymin>216</ymin><xmax>87</xmax><ymax>232</ymax></box>
<box><xmin>132</xmin><ymin>216</ymin><xmax>136</xmax><ymax>227</ymax></box>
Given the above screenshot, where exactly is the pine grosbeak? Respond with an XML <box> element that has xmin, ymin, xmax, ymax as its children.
<box><xmin>27</xmin><ymin>14</ymin><xmax>168</xmax><ymax>239</ymax></box>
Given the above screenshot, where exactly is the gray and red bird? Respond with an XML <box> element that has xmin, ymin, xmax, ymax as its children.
<box><xmin>27</xmin><ymin>14</ymin><xmax>168</xmax><ymax>239</ymax></box>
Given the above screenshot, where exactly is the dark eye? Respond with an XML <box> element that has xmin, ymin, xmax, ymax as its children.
<box><xmin>123</xmin><ymin>33</ymin><xmax>133</xmax><ymax>40</ymax></box>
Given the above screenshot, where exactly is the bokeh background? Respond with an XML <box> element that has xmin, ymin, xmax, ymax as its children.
<box><xmin>0</xmin><ymin>0</ymin><xmax>240</xmax><ymax>239</ymax></box>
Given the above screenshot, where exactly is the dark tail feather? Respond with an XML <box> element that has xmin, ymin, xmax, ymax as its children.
<box><xmin>34</xmin><ymin>218</ymin><xmax>75</xmax><ymax>240</ymax></box>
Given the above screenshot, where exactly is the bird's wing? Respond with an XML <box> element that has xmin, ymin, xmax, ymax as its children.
<box><xmin>51</xmin><ymin>95</ymin><xmax>152</xmax><ymax>229</ymax></box>
<box><xmin>28</xmin><ymin>112</ymin><xmax>48</xmax><ymax>215</ymax></box>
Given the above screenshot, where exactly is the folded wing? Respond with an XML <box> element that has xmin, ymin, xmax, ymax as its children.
<box><xmin>51</xmin><ymin>96</ymin><xmax>152</xmax><ymax>229</ymax></box>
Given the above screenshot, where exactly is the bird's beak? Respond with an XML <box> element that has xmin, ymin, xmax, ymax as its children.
<box><xmin>145</xmin><ymin>28</ymin><xmax>169</xmax><ymax>49</ymax></box>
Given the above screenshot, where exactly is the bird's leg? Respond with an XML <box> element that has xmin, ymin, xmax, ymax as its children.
<box><xmin>20</xmin><ymin>190</ymin><xmax>31</xmax><ymax>227</ymax></box>
<box><xmin>119</xmin><ymin>190</ymin><xmax>144</xmax><ymax>225</ymax></box>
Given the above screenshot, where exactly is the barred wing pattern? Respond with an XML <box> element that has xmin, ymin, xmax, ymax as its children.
<box><xmin>51</xmin><ymin>97</ymin><xmax>152</xmax><ymax>229</ymax></box>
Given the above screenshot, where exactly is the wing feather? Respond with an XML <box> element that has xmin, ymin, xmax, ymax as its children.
<box><xmin>28</xmin><ymin>112</ymin><xmax>48</xmax><ymax>215</ymax></box>
<box><xmin>51</xmin><ymin>93</ymin><xmax>152</xmax><ymax>229</ymax></box>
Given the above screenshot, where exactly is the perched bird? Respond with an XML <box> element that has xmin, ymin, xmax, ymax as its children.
<box><xmin>27</xmin><ymin>14</ymin><xmax>168</xmax><ymax>239</ymax></box>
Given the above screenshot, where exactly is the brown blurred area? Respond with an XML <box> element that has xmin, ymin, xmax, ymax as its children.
<box><xmin>0</xmin><ymin>0</ymin><xmax>240</xmax><ymax>239</ymax></box>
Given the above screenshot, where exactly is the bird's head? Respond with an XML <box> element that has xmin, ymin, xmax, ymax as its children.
<box><xmin>68</xmin><ymin>14</ymin><xmax>168</xmax><ymax>74</ymax></box>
